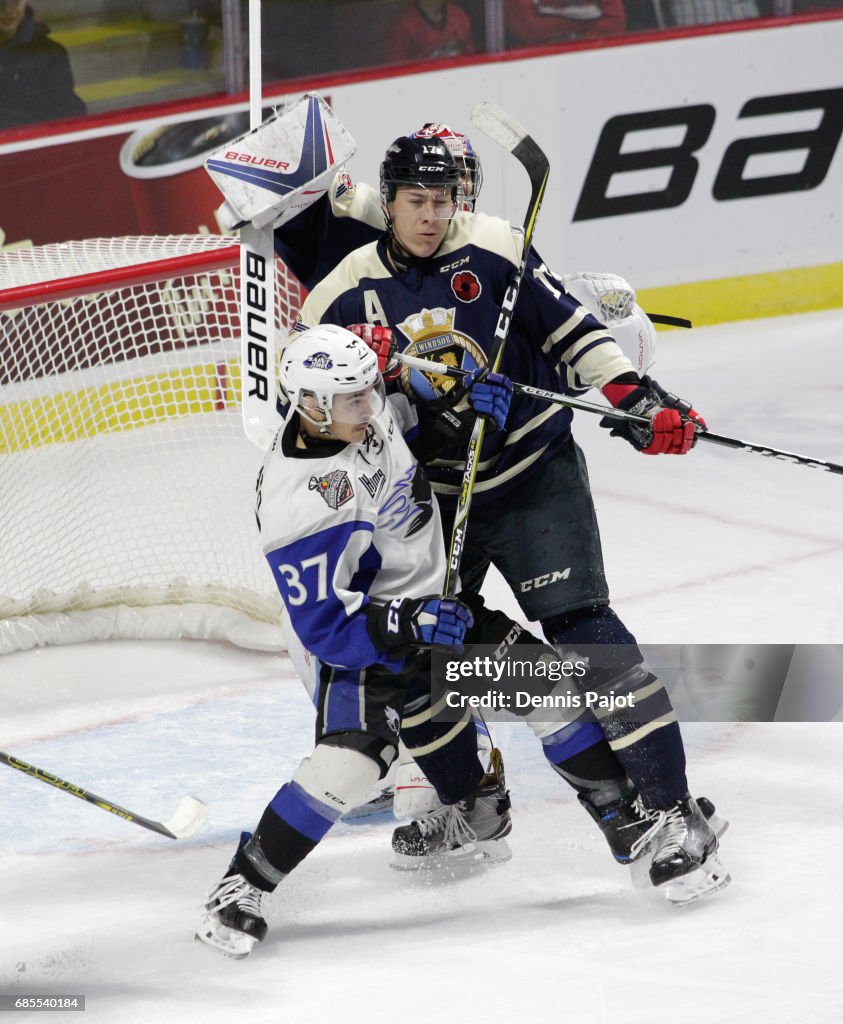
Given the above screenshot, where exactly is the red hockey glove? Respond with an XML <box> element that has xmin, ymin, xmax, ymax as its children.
<box><xmin>601</xmin><ymin>376</ymin><xmax>707</xmax><ymax>456</ymax></box>
<box><xmin>347</xmin><ymin>324</ymin><xmax>401</xmax><ymax>382</ymax></box>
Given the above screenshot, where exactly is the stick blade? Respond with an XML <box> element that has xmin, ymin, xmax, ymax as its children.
<box><xmin>163</xmin><ymin>796</ymin><xmax>208</xmax><ymax>840</ymax></box>
<box><xmin>470</xmin><ymin>102</ymin><xmax>528</xmax><ymax>152</ymax></box>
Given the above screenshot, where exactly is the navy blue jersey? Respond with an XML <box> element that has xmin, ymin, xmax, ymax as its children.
<box><xmin>298</xmin><ymin>211</ymin><xmax>634</xmax><ymax>504</ymax></box>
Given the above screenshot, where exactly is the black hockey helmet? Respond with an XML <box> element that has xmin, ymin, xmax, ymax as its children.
<box><xmin>380</xmin><ymin>136</ymin><xmax>461</xmax><ymax>205</ymax></box>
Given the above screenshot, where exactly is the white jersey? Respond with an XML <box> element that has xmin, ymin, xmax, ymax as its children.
<box><xmin>258</xmin><ymin>397</ymin><xmax>447</xmax><ymax>671</ymax></box>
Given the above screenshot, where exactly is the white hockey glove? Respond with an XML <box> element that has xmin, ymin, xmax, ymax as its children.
<box><xmin>204</xmin><ymin>93</ymin><xmax>356</xmax><ymax>230</ymax></box>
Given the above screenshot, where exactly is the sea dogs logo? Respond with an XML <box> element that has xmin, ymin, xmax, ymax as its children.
<box><xmin>309</xmin><ymin>470</ymin><xmax>354</xmax><ymax>509</ymax></box>
<box><xmin>451</xmin><ymin>270</ymin><xmax>481</xmax><ymax>303</ymax></box>
<box><xmin>303</xmin><ymin>351</ymin><xmax>334</xmax><ymax>370</ymax></box>
<box><xmin>395</xmin><ymin>307</ymin><xmax>485</xmax><ymax>403</ymax></box>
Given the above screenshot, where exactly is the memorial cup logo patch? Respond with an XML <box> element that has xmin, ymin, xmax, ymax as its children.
<box><xmin>309</xmin><ymin>470</ymin><xmax>353</xmax><ymax>509</ymax></box>
<box><xmin>451</xmin><ymin>270</ymin><xmax>481</xmax><ymax>303</ymax></box>
<box><xmin>303</xmin><ymin>351</ymin><xmax>333</xmax><ymax>370</ymax></box>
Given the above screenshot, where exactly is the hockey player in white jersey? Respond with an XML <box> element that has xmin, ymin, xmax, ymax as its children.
<box><xmin>196</xmin><ymin>325</ymin><xmax>514</xmax><ymax>958</ymax></box>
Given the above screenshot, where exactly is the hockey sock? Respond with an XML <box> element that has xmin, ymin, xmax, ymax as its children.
<box><xmin>401</xmin><ymin>699</ymin><xmax>484</xmax><ymax>805</ymax></box>
<box><xmin>543</xmin><ymin>605</ymin><xmax>689</xmax><ymax>808</ymax></box>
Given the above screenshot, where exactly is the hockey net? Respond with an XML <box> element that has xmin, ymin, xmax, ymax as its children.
<box><xmin>0</xmin><ymin>235</ymin><xmax>301</xmax><ymax>655</ymax></box>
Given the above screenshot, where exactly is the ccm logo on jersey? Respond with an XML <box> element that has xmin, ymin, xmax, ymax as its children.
<box><xmin>440</xmin><ymin>256</ymin><xmax>470</xmax><ymax>274</ymax></box>
<box><xmin>520</xmin><ymin>568</ymin><xmax>572</xmax><ymax>592</ymax></box>
<box><xmin>224</xmin><ymin>151</ymin><xmax>290</xmax><ymax>170</ymax></box>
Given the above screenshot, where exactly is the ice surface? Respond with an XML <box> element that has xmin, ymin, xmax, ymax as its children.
<box><xmin>2</xmin><ymin>312</ymin><xmax>842</xmax><ymax>1022</ymax></box>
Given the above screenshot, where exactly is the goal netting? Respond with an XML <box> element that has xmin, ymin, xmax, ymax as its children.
<box><xmin>0</xmin><ymin>235</ymin><xmax>301</xmax><ymax>655</ymax></box>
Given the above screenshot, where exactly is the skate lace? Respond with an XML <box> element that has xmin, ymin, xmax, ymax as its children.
<box><xmin>648</xmin><ymin>803</ymin><xmax>689</xmax><ymax>859</ymax></box>
<box><xmin>628</xmin><ymin>804</ymin><xmax>667</xmax><ymax>861</ymax></box>
<box><xmin>416</xmin><ymin>804</ymin><xmax>478</xmax><ymax>848</ymax></box>
<box><xmin>207</xmin><ymin>874</ymin><xmax>263</xmax><ymax>916</ymax></box>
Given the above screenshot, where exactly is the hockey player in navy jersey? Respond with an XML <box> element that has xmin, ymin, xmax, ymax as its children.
<box><xmin>196</xmin><ymin>324</ymin><xmax>523</xmax><ymax>957</ymax></box>
<box><xmin>292</xmin><ymin>136</ymin><xmax>729</xmax><ymax>906</ymax></box>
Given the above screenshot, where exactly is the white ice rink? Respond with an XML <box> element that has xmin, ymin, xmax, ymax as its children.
<box><xmin>2</xmin><ymin>310</ymin><xmax>843</xmax><ymax>1023</ymax></box>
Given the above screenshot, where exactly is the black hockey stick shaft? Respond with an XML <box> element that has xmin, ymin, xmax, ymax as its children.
<box><xmin>444</xmin><ymin>104</ymin><xmax>550</xmax><ymax>595</ymax></box>
<box><xmin>0</xmin><ymin>750</ymin><xmax>204</xmax><ymax>839</ymax></box>
<box><xmin>400</xmin><ymin>353</ymin><xmax>843</xmax><ymax>477</ymax></box>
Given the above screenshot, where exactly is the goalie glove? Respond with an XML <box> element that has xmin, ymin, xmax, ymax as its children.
<box><xmin>346</xmin><ymin>324</ymin><xmax>402</xmax><ymax>382</ymax></box>
<box><xmin>367</xmin><ymin>596</ymin><xmax>474</xmax><ymax>653</ymax></box>
<box><xmin>601</xmin><ymin>375</ymin><xmax>707</xmax><ymax>455</ymax></box>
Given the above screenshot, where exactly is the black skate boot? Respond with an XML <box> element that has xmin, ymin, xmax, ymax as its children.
<box><xmin>648</xmin><ymin>795</ymin><xmax>731</xmax><ymax>906</ymax></box>
<box><xmin>578</xmin><ymin>787</ymin><xmax>661</xmax><ymax>864</ymax></box>
<box><xmin>391</xmin><ymin>750</ymin><xmax>512</xmax><ymax>870</ymax></box>
<box><xmin>195</xmin><ymin>832</ymin><xmax>269</xmax><ymax>958</ymax></box>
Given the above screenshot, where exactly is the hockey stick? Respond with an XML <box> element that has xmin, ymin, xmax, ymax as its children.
<box><xmin>0</xmin><ymin>751</ymin><xmax>208</xmax><ymax>840</ymax></box>
<box><xmin>239</xmin><ymin>0</ymin><xmax>278</xmax><ymax>450</ymax></box>
<box><xmin>443</xmin><ymin>103</ymin><xmax>550</xmax><ymax>594</ymax></box>
<box><xmin>399</xmin><ymin>352</ymin><xmax>843</xmax><ymax>476</ymax></box>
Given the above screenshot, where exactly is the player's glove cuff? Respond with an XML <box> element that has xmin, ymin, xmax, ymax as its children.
<box><xmin>366</xmin><ymin>596</ymin><xmax>474</xmax><ymax>653</ymax></box>
<box><xmin>601</xmin><ymin>375</ymin><xmax>706</xmax><ymax>456</ymax></box>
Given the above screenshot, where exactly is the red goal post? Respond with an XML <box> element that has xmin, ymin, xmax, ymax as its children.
<box><xmin>0</xmin><ymin>235</ymin><xmax>302</xmax><ymax>654</ymax></box>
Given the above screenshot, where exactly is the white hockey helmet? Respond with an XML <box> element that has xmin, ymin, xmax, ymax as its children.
<box><xmin>279</xmin><ymin>324</ymin><xmax>385</xmax><ymax>429</ymax></box>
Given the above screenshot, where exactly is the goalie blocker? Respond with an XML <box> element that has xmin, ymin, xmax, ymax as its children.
<box><xmin>204</xmin><ymin>93</ymin><xmax>356</xmax><ymax>231</ymax></box>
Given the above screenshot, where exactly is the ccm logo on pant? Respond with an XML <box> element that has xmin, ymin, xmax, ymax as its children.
<box><xmin>520</xmin><ymin>568</ymin><xmax>571</xmax><ymax>593</ymax></box>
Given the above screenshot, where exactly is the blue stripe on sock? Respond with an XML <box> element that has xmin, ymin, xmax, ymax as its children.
<box><xmin>541</xmin><ymin>721</ymin><xmax>605</xmax><ymax>764</ymax></box>
<box><xmin>268</xmin><ymin>780</ymin><xmax>342</xmax><ymax>842</ymax></box>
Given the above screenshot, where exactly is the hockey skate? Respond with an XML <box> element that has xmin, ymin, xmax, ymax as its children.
<box><xmin>195</xmin><ymin>833</ymin><xmax>269</xmax><ymax>959</ymax></box>
<box><xmin>646</xmin><ymin>795</ymin><xmax>731</xmax><ymax>906</ymax></box>
<box><xmin>391</xmin><ymin>751</ymin><xmax>512</xmax><ymax>870</ymax></box>
<box><xmin>578</xmin><ymin>787</ymin><xmax>660</xmax><ymax>865</ymax></box>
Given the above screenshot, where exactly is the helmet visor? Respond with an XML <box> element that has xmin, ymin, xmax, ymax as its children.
<box><xmin>328</xmin><ymin>376</ymin><xmax>386</xmax><ymax>427</ymax></box>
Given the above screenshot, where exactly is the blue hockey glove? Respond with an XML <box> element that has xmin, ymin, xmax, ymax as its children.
<box><xmin>464</xmin><ymin>368</ymin><xmax>513</xmax><ymax>432</ymax></box>
<box><xmin>367</xmin><ymin>596</ymin><xmax>474</xmax><ymax>653</ymax></box>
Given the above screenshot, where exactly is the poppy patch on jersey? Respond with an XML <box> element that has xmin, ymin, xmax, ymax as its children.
<box><xmin>451</xmin><ymin>271</ymin><xmax>482</xmax><ymax>303</ymax></box>
<box><xmin>303</xmin><ymin>351</ymin><xmax>334</xmax><ymax>370</ymax></box>
<box><xmin>309</xmin><ymin>470</ymin><xmax>353</xmax><ymax>509</ymax></box>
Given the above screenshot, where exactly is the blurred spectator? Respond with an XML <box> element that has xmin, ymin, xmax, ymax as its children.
<box><xmin>0</xmin><ymin>1</ymin><xmax>86</xmax><ymax>130</ymax></box>
<box><xmin>657</xmin><ymin>0</ymin><xmax>760</xmax><ymax>24</ymax></box>
<box><xmin>504</xmin><ymin>0</ymin><xmax>626</xmax><ymax>45</ymax></box>
<box><xmin>385</xmin><ymin>0</ymin><xmax>476</xmax><ymax>63</ymax></box>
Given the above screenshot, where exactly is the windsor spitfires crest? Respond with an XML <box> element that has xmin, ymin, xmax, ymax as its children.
<box><xmin>309</xmin><ymin>470</ymin><xmax>354</xmax><ymax>509</ymax></box>
<box><xmin>395</xmin><ymin>307</ymin><xmax>485</xmax><ymax>403</ymax></box>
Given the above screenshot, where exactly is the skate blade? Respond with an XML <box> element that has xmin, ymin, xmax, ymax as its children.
<box><xmin>390</xmin><ymin>837</ymin><xmax>513</xmax><ymax>872</ymax></box>
<box><xmin>663</xmin><ymin>856</ymin><xmax>731</xmax><ymax>907</ymax></box>
<box><xmin>194</xmin><ymin>917</ymin><xmax>259</xmax><ymax>959</ymax></box>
